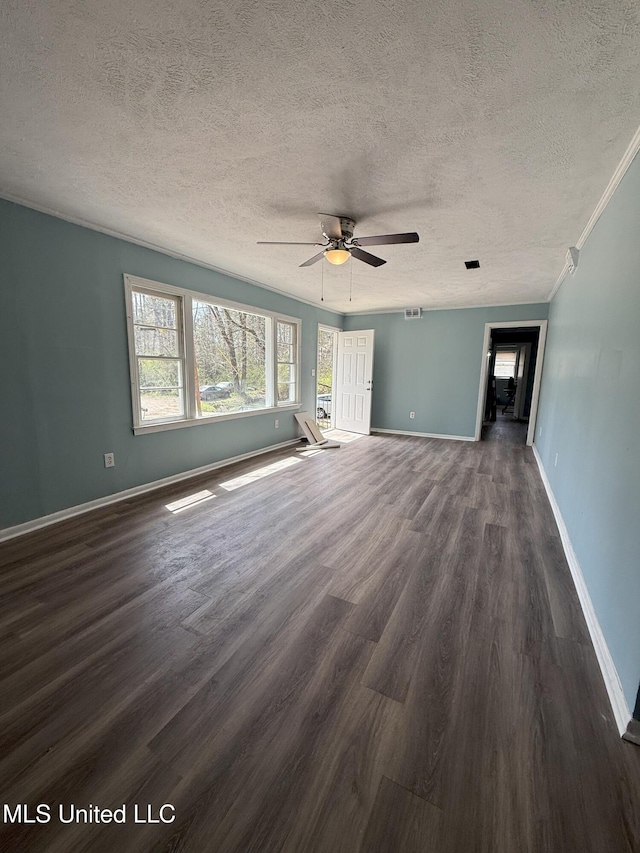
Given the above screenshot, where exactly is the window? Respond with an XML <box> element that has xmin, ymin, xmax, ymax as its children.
<box><xmin>125</xmin><ymin>276</ymin><xmax>300</xmax><ymax>433</ymax></box>
<box><xmin>131</xmin><ymin>290</ymin><xmax>185</xmax><ymax>422</ymax></box>
<box><xmin>494</xmin><ymin>349</ymin><xmax>518</xmax><ymax>379</ymax></box>
<box><xmin>277</xmin><ymin>321</ymin><xmax>297</xmax><ymax>404</ymax></box>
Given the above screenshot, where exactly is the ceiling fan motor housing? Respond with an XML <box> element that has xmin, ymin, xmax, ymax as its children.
<box><xmin>321</xmin><ymin>216</ymin><xmax>355</xmax><ymax>242</ymax></box>
<box><xmin>338</xmin><ymin>217</ymin><xmax>355</xmax><ymax>241</ymax></box>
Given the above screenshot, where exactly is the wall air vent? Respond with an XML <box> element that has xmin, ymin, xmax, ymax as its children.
<box><xmin>403</xmin><ymin>308</ymin><xmax>422</xmax><ymax>320</ymax></box>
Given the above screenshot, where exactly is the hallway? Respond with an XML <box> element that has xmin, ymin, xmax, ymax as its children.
<box><xmin>482</xmin><ymin>410</ymin><xmax>529</xmax><ymax>445</ymax></box>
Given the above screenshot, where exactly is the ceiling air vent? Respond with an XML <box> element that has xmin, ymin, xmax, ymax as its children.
<box><xmin>403</xmin><ymin>308</ymin><xmax>422</xmax><ymax>320</ymax></box>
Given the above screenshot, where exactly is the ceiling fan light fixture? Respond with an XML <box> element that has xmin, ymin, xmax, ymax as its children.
<box><xmin>324</xmin><ymin>248</ymin><xmax>351</xmax><ymax>265</ymax></box>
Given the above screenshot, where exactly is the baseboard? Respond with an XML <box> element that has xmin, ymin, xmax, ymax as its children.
<box><xmin>532</xmin><ymin>444</ymin><xmax>632</xmax><ymax>736</ymax></box>
<box><xmin>0</xmin><ymin>438</ymin><xmax>301</xmax><ymax>543</ymax></box>
<box><xmin>372</xmin><ymin>428</ymin><xmax>476</xmax><ymax>442</ymax></box>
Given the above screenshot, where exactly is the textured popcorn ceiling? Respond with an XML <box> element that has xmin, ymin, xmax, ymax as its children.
<box><xmin>2</xmin><ymin>0</ymin><xmax>640</xmax><ymax>313</ymax></box>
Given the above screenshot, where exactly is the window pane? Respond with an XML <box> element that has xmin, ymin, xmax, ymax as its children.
<box><xmin>277</xmin><ymin>322</ymin><xmax>294</xmax><ymax>362</ymax></box>
<box><xmin>192</xmin><ymin>300</ymin><xmax>267</xmax><ymax>418</ymax></box>
<box><xmin>134</xmin><ymin>326</ymin><xmax>179</xmax><ymax>357</ymax></box>
<box><xmin>494</xmin><ymin>351</ymin><xmax>517</xmax><ymax>379</ymax></box>
<box><xmin>277</xmin><ymin>323</ymin><xmax>294</xmax><ymax>362</ymax></box>
<box><xmin>140</xmin><ymin>388</ymin><xmax>184</xmax><ymax>421</ymax></box>
<box><xmin>138</xmin><ymin>358</ymin><xmax>182</xmax><ymax>389</ymax></box>
<box><xmin>278</xmin><ymin>363</ymin><xmax>293</xmax><ymax>384</ymax></box>
<box><xmin>132</xmin><ymin>292</ymin><xmax>177</xmax><ymax>328</ymax></box>
<box><xmin>277</xmin><ymin>322</ymin><xmax>293</xmax><ymax>344</ymax></box>
<box><xmin>278</xmin><ymin>364</ymin><xmax>295</xmax><ymax>402</ymax></box>
<box><xmin>277</xmin><ymin>341</ymin><xmax>293</xmax><ymax>363</ymax></box>
<box><xmin>198</xmin><ymin>391</ymin><xmax>268</xmax><ymax>418</ymax></box>
<box><xmin>278</xmin><ymin>383</ymin><xmax>295</xmax><ymax>402</ymax></box>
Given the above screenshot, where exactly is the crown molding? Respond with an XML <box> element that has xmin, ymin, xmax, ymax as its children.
<box><xmin>548</xmin><ymin>122</ymin><xmax>640</xmax><ymax>301</ymax></box>
<box><xmin>343</xmin><ymin>300</ymin><xmax>549</xmax><ymax>317</ymax></box>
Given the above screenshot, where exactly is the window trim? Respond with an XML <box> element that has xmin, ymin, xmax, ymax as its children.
<box><xmin>124</xmin><ymin>274</ymin><xmax>301</xmax><ymax>434</ymax></box>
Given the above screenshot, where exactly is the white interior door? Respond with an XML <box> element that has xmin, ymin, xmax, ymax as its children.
<box><xmin>334</xmin><ymin>330</ymin><xmax>375</xmax><ymax>434</ymax></box>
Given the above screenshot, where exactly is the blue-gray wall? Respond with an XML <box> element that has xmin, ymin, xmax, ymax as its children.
<box><xmin>344</xmin><ymin>304</ymin><xmax>548</xmax><ymax>437</ymax></box>
<box><xmin>535</xmin><ymin>153</ymin><xmax>640</xmax><ymax>712</ymax></box>
<box><xmin>0</xmin><ymin>200</ymin><xmax>342</xmax><ymax>529</ymax></box>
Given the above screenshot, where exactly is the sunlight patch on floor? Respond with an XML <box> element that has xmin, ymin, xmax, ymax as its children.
<box><xmin>220</xmin><ymin>456</ymin><xmax>302</xmax><ymax>491</ymax></box>
<box><xmin>165</xmin><ymin>490</ymin><xmax>216</xmax><ymax>514</ymax></box>
<box><xmin>322</xmin><ymin>428</ymin><xmax>364</xmax><ymax>443</ymax></box>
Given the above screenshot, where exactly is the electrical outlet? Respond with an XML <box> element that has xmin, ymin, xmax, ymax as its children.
<box><xmin>274</xmin><ymin>419</ymin><xmax>279</xmax><ymax>428</ymax></box>
<box><xmin>104</xmin><ymin>452</ymin><xmax>115</xmax><ymax>468</ymax></box>
<box><xmin>409</xmin><ymin>411</ymin><xmax>415</xmax><ymax>419</ymax></box>
<box><xmin>539</xmin><ymin>426</ymin><xmax>543</xmax><ymax>436</ymax></box>
<box><xmin>311</xmin><ymin>368</ymin><xmax>315</xmax><ymax>377</ymax></box>
<box><xmin>554</xmin><ymin>452</ymin><xmax>558</xmax><ymax>467</ymax></box>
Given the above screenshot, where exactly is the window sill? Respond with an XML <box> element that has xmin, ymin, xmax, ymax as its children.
<box><xmin>133</xmin><ymin>403</ymin><xmax>301</xmax><ymax>435</ymax></box>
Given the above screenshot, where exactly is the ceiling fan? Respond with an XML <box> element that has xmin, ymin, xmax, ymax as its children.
<box><xmin>257</xmin><ymin>214</ymin><xmax>419</xmax><ymax>267</ymax></box>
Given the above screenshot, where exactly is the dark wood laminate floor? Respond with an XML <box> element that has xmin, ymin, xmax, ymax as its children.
<box><xmin>1</xmin><ymin>432</ymin><xmax>638</xmax><ymax>852</ymax></box>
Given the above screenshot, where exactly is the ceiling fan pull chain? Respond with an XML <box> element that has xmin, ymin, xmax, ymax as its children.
<box><xmin>350</xmin><ymin>262</ymin><xmax>353</xmax><ymax>302</ymax></box>
<box><xmin>321</xmin><ymin>262</ymin><xmax>324</xmax><ymax>302</ymax></box>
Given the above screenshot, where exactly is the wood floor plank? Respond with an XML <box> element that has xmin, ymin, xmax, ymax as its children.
<box><xmin>146</xmin><ymin>608</ymin><xmax>373</xmax><ymax>853</ymax></box>
<box><xmin>384</xmin><ymin>505</ymin><xmax>487</xmax><ymax>805</ymax></box>
<box><xmin>358</xmin><ymin>775</ymin><xmax>442</xmax><ymax>853</ymax></box>
<box><xmin>0</xmin><ymin>623</ymin><xmax>196</xmax><ymax>797</ymax></box>
<box><xmin>361</xmin><ymin>545</ymin><xmax>442</xmax><ymax>703</ymax></box>
<box><xmin>343</xmin><ymin>532</ymin><xmax>428</xmax><ymax>642</ymax></box>
<box><xmin>270</xmin><ymin>674</ymin><xmax>402</xmax><ymax>853</ymax></box>
<box><xmin>435</xmin><ymin>618</ymin><xmax>547</xmax><ymax>853</ymax></box>
<box><xmin>201</xmin><ymin>637</ymin><xmax>391</xmax><ymax>853</ymax></box>
<box><xmin>325</xmin><ymin>516</ymin><xmax>414</xmax><ymax>604</ymax></box>
<box><xmin>0</xmin><ymin>577</ymin><xmax>208</xmax><ymax>712</ymax></box>
<box><xmin>148</xmin><ymin>592</ymin><xmax>354</xmax><ymax>776</ymax></box>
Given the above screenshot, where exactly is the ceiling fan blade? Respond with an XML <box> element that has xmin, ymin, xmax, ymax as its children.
<box><xmin>350</xmin><ymin>247</ymin><xmax>386</xmax><ymax>267</ymax></box>
<box><xmin>299</xmin><ymin>250</ymin><xmax>326</xmax><ymax>267</ymax></box>
<box><xmin>318</xmin><ymin>214</ymin><xmax>343</xmax><ymax>241</ymax></box>
<box><xmin>257</xmin><ymin>241</ymin><xmax>321</xmax><ymax>245</ymax></box>
<box><xmin>354</xmin><ymin>232</ymin><xmax>419</xmax><ymax>247</ymax></box>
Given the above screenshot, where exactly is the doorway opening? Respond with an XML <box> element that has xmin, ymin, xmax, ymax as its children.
<box><xmin>474</xmin><ymin>320</ymin><xmax>548</xmax><ymax>446</ymax></box>
<box><xmin>316</xmin><ymin>325</ymin><xmax>339</xmax><ymax>430</ymax></box>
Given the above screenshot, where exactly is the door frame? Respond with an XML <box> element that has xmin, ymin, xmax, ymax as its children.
<box><xmin>316</xmin><ymin>323</ymin><xmax>341</xmax><ymax>428</ymax></box>
<box><xmin>474</xmin><ymin>319</ymin><xmax>548</xmax><ymax>446</ymax></box>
